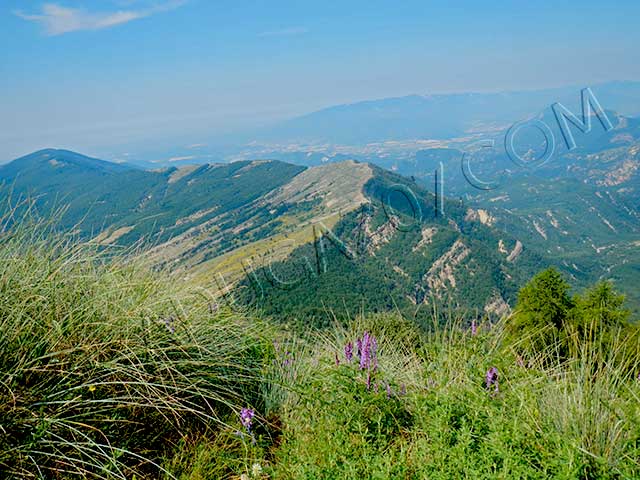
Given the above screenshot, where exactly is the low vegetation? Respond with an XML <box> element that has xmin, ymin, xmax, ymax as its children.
<box><xmin>0</xmin><ymin>219</ymin><xmax>269</xmax><ymax>478</ymax></box>
<box><xmin>1</xmin><ymin>220</ymin><xmax>639</xmax><ymax>479</ymax></box>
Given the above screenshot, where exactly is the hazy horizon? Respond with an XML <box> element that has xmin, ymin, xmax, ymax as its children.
<box><xmin>2</xmin><ymin>0</ymin><xmax>640</xmax><ymax>161</ymax></box>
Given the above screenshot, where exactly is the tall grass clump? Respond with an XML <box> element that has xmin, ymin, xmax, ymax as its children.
<box><xmin>0</xmin><ymin>216</ymin><xmax>269</xmax><ymax>479</ymax></box>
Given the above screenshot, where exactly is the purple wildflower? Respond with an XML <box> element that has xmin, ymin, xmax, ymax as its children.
<box><xmin>283</xmin><ymin>351</ymin><xmax>294</xmax><ymax>367</ymax></box>
<box><xmin>163</xmin><ymin>315</ymin><xmax>175</xmax><ymax>334</ymax></box>
<box><xmin>240</xmin><ymin>408</ymin><xmax>254</xmax><ymax>432</ymax></box>
<box><xmin>335</xmin><ymin>352</ymin><xmax>340</xmax><ymax>366</ymax></box>
<box><xmin>471</xmin><ymin>319</ymin><xmax>478</xmax><ymax>336</ymax></box>
<box><xmin>486</xmin><ymin>367</ymin><xmax>499</xmax><ymax>393</ymax></box>
<box><xmin>366</xmin><ymin>371</ymin><xmax>372</xmax><ymax>390</ymax></box>
<box><xmin>386</xmin><ymin>382</ymin><xmax>392</xmax><ymax>399</ymax></box>
<box><xmin>400</xmin><ymin>383</ymin><xmax>407</xmax><ymax>396</ymax></box>
<box><xmin>344</xmin><ymin>341</ymin><xmax>354</xmax><ymax>362</ymax></box>
<box><xmin>358</xmin><ymin>331</ymin><xmax>378</xmax><ymax>371</ymax></box>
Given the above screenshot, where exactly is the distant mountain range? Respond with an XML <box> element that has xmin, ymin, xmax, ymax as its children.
<box><xmin>31</xmin><ymin>80</ymin><xmax>639</xmax><ymax>171</ymax></box>
<box><xmin>255</xmin><ymin>81</ymin><xmax>640</xmax><ymax>146</ymax></box>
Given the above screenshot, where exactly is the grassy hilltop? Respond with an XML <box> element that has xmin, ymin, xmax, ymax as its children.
<box><xmin>1</xmin><ymin>217</ymin><xmax>639</xmax><ymax>479</ymax></box>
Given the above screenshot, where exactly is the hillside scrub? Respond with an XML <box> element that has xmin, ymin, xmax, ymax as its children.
<box><xmin>507</xmin><ymin>268</ymin><xmax>639</xmax><ymax>364</ymax></box>
<box><xmin>171</xmin><ymin>309</ymin><xmax>640</xmax><ymax>479</ymax></box>
<box><xmin>2</xmin><ymin>217</ymin><xmax>639</xmax><ymax>479</ymax></box>
<box><xmin>0</xmin><ymin>219</ymin><xmax>271</xmax><ymax>479</ymax></box>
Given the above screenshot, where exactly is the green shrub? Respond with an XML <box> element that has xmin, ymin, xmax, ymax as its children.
<box><xmin>507</xmin><ymin>268</ymin><xmax>574</xmax><ymax>356</ymax></box>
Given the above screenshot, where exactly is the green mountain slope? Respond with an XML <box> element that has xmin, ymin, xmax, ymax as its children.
<box><xmin>467</xmin><ymin>175</ymin><xmax>640</xmax><ymax>309</ymax></box>
<box><xmin>233</xmin><ymin>166</ymin><xmax>547</xmax><ymax>325</ymax></box>
<box><xmin>0</xmin><ymin>149</ymin><xmax>306</xmax><ymax>256</ymax></box>
<box><xmin>2</xmin><ymin>148</ymin><xmax>638</xmax><ymax>322</ymax></box>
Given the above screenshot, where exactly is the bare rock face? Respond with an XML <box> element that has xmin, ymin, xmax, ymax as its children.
<box><xmin>484</xmin><ymin>293</ymin><xmax>511</xmax><ymax>318</ymax></box>
<box><xmin>598</xmin><ymin>159</ymin><xmax>639</xmax><ymax>187</ymax></box>
<box><xmin>365</xmin><ymin>218</ymin><xmax>397</xmax><ymax>255</ymax></box>
<box><xmin>533</xmin><ymin>221</ymin><xmax>547</xmax><ymax>240</ymax></box>
<box><xmin>465</xmin><ymin>208</ymin><xmax>496</xmax><ymax>226</ymax></box>
<box><xmin>413</xmin><ymin>227</ymin><xmax>438</xmax><ymax>253</ymax></box>
<box><xmin>349</xmin><ymin>208</ymin><xmax>398</xmax><ymax>256</ymax></box>
<box><xmin>418</xmin><ymin>239</ymin><xmax>470</xmax><ymax>298</ymax></box>
<box><xmin>506</xmin><ymin>240</ymin><xmax>523</xmax><ymax>262</ymax></box>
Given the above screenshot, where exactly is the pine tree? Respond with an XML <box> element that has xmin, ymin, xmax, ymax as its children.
<box><xmin>508</xmin><ymin>267</ymin><xmax>574</xmax><ymax>355</ymax></box>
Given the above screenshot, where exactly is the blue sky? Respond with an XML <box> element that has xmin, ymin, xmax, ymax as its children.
<box><xmin>1</xmin><ymin>0</ymin><xmax>640</xmax><ymax>160</ymax></box>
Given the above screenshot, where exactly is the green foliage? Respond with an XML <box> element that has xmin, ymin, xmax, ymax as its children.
<box><xmin>509</xmin><ymin>267</ymin><xmax>575</xmax><ymax>354</ymax></box>
<box><xmin>509</xmin><ymin>268</ymin><xmax>633</xmax><ymax>362</ymax></box>
<box><xmin>223</xmin><ymin>313</ymin><xmax>640</xmax><ymax>479</ymax></box>
<box><xmin>3</xmin><ymin>152</ymin><xmax>640</xmax><ymax>478</ymax></box>
<box><xmin>3</xmin><ymin>221</ymin><xmax>640</xmax><ymax>479</ymax></box>
<box><xmin>238</xmin><ymin>184</ymin><xmax>542</xmax><ymax>328</ymax></box>
<box><xmin>0</xmin><ymin>219</ymin><xmax>269</xmax><ymax>479</ymax></box>
<box><xmin>274</xmin><ymin>362</ymin><xmax>413</xmax><ymax>478</ymax></box>
<box><xmin>0</xmin><ymin>149</ymin><xmax>305</xmax><ymax>252</ymax></box>
<box><xmin>573</xmin><ymin>281</ymin><xmax>630</xmax><ymax>329</ymax></box>
<box><xmin>470</xmin><ymin>174</ymin><xmax>640</xmax><ymax>315</ymax></box>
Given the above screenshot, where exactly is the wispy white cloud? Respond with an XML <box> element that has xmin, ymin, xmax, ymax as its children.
<box><xmin>258</xmin><ymin>27</ymin><xmax>308</xmax><ymax>38</ymax></box>
<box><xmin>15</xmin><ymin>1</ymin><xmax>187</xmax><ymax>35</ymax></box>
<box><xmin>168</xmin><ymin>155</ymin><xmax>197</xmax><ymax>162</ymax></box>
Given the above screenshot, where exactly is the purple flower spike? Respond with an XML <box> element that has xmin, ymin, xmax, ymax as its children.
<box><xmin>335</xmin><ymin>352</ymin><xmax>340</xmax><ymax>366</ymax></box>
<box><xmin>344</xmin><ymin>341</ymin><xmax>354</xmax><ymax>362</ymax></box>
<box><xmin>359</xmin><ymin>334</ymin><xmax>367</xmax><ymax>369</ymax></box>
<box><xmin>371</xmin><ymin>336</ymin><xmax>378</xmax><ymax>371</ymax></box>
<box><xmin>386</xmin><ymin>382</ymin><xmax>392</xmax><ymax>399</ymax></box>
<box><xmin>471</xmin><ymin>319</ymin><xmax>478</xmax><ymax>336</ymax></box>
<box><xmin>486</xmin><ymin>367</ymin><xmax>499</xmax><ymax>393</ymax></box>
<box><xmin>240</xmin><ymin>408</ymin><xmax>255</xmax><ymax>432</ymax></box>
<box><xmin>358</xmin><ymin>331</ymin><xmax>378</xmax><ymax>371</ymax></box>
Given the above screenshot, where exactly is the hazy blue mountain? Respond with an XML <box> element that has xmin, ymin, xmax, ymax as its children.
<box><xmin>257</xmin><ymin>81</ymin><xmax>640</xmax><ymax>145</ymax></box>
